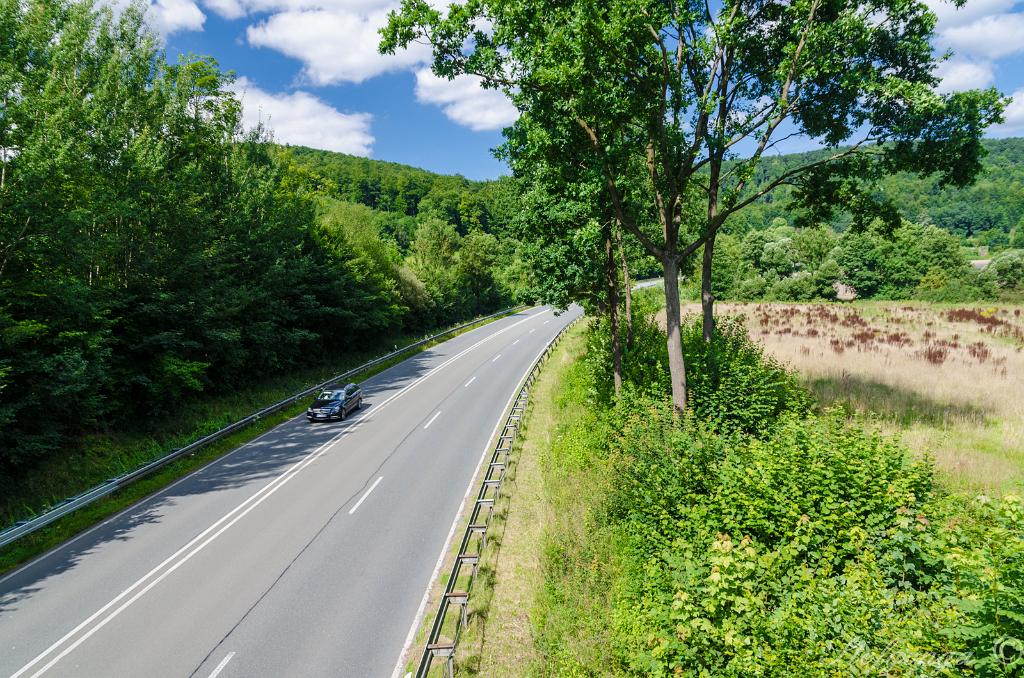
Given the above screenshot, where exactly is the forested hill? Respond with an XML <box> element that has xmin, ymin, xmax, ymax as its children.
<box><xmin>287</xmin><ymin>137</ymin><xmax>1024</xmax><ymax>247</ymax></box>
<box><xmin>284</xmin><ymin>145</ymin><xmax>517</xmax><ymax>247</ymax></box>
<box><xmin>733</xmin><ymin>138</ymin><xmax>1024</xmax><ymax>245</ymax></box>
<box><xmin>286</xmin><ymin>146</ymin><xmax>494</xmax><ymax>218</ymax></box>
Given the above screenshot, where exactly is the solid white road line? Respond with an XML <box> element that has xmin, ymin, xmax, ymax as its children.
<box><xmin>0</xmin><ymin>420</ymin><xmax>292</xmax><ymax>589</ymax></box>
<box><xmin>492</xmin><ymin>354</ymin><xmax>502</xmax><ymax>363</ymax></box>
<box><xmin>11</xmin><ymin>308</ymin><xmax>549</xmax><ymax>678</ymax></box>
<box><xmin>423</xmin><ymin>411</ymin><xmax>441</xmax><ymax>430</ymax></box>
<box><xmin>388</xmin><ymin>321</ymin><xmax>573</xmax><ymax>678</ymax></box>
<box><xmin>464</xmin><ymin>377</ymin><xmax>476</xmax><ymax>388</ymax></box>
<box><xmin>348</xmin><ymin>477</ymin><xmax>383</xmax><ymax>516</ymax></box>
<box><xmin>20</xmin><ymin>429</ymin><xmax>353</xmax><ymax>678</ymax></box>
<box><xmin>207</xmin><ymin>652</ymin><xmax>236</xmax><ymax>678</ymax></box>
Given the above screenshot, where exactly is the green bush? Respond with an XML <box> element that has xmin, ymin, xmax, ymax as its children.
<box><xmin>681</xmin><ymin>316</ymin><xmax>812</xmax><ymax>435</ymax></box>
<box><xmin>942</xmin><ymin>493</ymin><xmax>1024</xmax><ymax>675</ymax></box>
<box><xmin>915</xmin><ymin>266</ymin><xmax>995</xmax><ymax>302</ymax></box>
<box><xmin>607</xmin><ymin>411</ymin><xmax>951</xmax><ymax>676</ymax></box>
<box><xmin>584</xmin><ymin>310</ymin><xmax>809</xmax><ymax>435</ymax></box>
<box><xmin>990</xmin><ymin>250</ymin><xmax>1024</xmax><ymax>291</ymax></box>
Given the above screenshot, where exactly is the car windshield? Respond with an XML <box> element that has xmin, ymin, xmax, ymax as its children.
<box><xmin>317</xmin><ymin>390</ymin><xmax>344</xmax><ymax>401</ymax></box>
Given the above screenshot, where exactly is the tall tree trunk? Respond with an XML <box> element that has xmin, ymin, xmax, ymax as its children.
<box><xmin>701</xmin><ymin>233</ymin><xmax>715</xmax><ymax>343</ymax></box>
<box><xmin>615</xmin><ymin>227</ymin><xmax>634</xmax><ymax>348</ymax></box>
<box><xmin>663</xmin><ymin>256</ymin><xmax>687</xmax><ymax>414</ymax></box>
<box><xmin>606</xmin><ymin>228</ymin><xmax>623</xmax><ymax>395</ymax></box>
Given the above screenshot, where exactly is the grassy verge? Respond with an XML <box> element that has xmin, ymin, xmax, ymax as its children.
<box><xmin>0</xmin><ymin>309</ymin><xmax>519</xmax><ymax>576</ymax></box>
<box><xmin>454</xmin><ymin>319</ymin><xmax>626</xmax><ymax>675</ymax></box>
<box><xmin>457</xmin><ymin>320</ymin><xmax>597</xmax><ymax>675</ymax></box>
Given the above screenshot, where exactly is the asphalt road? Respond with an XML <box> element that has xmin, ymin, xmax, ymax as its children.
<box><xmin>0</xmin><ymin>305</ymin><xmax>582</xmax><ymax>678</ymax></box>
<box><xmin>633</xmin><ymin>277</ymin><xmax>664</xmax><ymax>290</ymax></box>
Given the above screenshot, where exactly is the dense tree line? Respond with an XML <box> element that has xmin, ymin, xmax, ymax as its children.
<box><xmin>731</xmin><ymin>138</ymin><xmax>1024</xmax><ymax>250</ymax></box>
<box><xmin>0</xmin><ymin>0</ymin><xmax>523</xmax><ymax>473</ymax></box>
<box><xmin>704</xmin><ymin>219</ymin><xmax>1024</xmax><ymax>302</ymax></box>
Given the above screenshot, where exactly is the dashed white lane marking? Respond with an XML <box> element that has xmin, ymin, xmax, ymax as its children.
<box><xmin>512</xmin><ymin>339</ymin><xmax>520</xmax><ymax>345</ymax></box>
<box><xmin>529</xmin><ymin>328</ymin><xmax>536</xmax><ymax>333</ymax></box>
<box><xmin>207</xmin><ymin>652</ymin><xmax>236</xmax><ymax>678</ymax></box>
<box><xmin>543</xmin><ymin>320</ymin><xmax>550</xmax><ymax>325</ymax></box>
<box><xmin>492</xmin><ymin>354</ymin><xmax>502</xmax><ymax>363</ymax></box>
<box><xmin>348</xmin><ymin>477</ymin><xmax>384</xmax><ymax>515</ymax></box>
<box><xmin>464</xmin><ymin>377</ymin><xmax>476</xmax><ymax>388</ymax></box>
<box><xmin>389</xmin><ymin>322</ymin><xmax>576</xmax><ymax>678</ymax></box>
<box><xmin>423</xmin><ymin>411</ymin><xmax>442</xmax><ymax>429</ymax></box>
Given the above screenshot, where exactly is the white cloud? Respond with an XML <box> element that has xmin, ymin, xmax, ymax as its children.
<box><xmin>223</xmin><ymin>0</ymin><xmax>391</xmax><ymax>13</ymax></box>
<box><xmin>992</xmin><ymin>89</ymin><xmax>1024</xmax><ymax>134</ymax></box>
<box><xmin>414</xmin><ymin>70</ymin><xmax>518</xmax><ymax>131</ymax></box>
<box><xmin>201</xmin><ymin>0</ymin><xmax>245</xmax><ymax>20</ymax></box>
<box><xmin>233</xmin><ymin>77</ymin><xmax>375</xmax><ymax>155</ymax></box>
<box><xmin>148</xmin><ymin>0</ymin><xmax>205</xmax><ymax>34</ymax></box>
<box><xmin>925</xmin><ymin>0</ymin><xmax>1017</xmax><ymax>27</ymax></box>
<box><xmin>937</xmin><ymin>12</ymin><xmax>1024</xmax><ymax>60</ymax></box>
<box><xmin>232</xmin><ymin>1</ymin><xmax>510</xmax><ymax>133</ymax></box>
<box><xmin>114</xmin><ymin>0</ymin><xmax>205</xmax><ymax>36</ymax></box>
<box><xmin>246</xmin><ymin>8</ymin><xmax>428</xmax><ymax>84</ymax></box>
<box><xmin>934</xmin><ymin>58</ymin><xmax>994</xmax><ymax>92</ymax></box>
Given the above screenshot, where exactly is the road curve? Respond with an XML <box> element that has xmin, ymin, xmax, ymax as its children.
<box><xmin>0</xmin><ymin>305</ymin><xmax>582</xmax><ymax>678</ymax></box>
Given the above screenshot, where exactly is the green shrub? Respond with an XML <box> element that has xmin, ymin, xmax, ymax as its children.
<box><xmin>942</xmin><ymin>494</ymin><xmax>1024</xmax><ymax>675</ymax></box>
<box><xmin>915</xmin><ymin>266</ymin><xmax>995</xmax><ymax>302</ymax></box>
<box><xmin>585</xmin><ymin>311</ymin><xmax>809</xmax><ymax>435</ymax></box>
<box><xmin>682</xmin><ymin>316</ymin><xmax>812</xmax><ymax>435</ymax></box>
<box><xmin>990</xmin><ymin>250</ymin><xmax>1024</xmax><ymax>290</ymax></box>
<box><xmin>610</xmin><ymin>412</ymin><xmax>954</xmax><ymax>676</ymax></box>
<box><xmin>582</xmin><ymin>313</ymin><xmax>671</xmax><ymax>405</ymax></box>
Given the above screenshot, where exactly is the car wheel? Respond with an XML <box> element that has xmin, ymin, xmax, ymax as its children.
<box><xmin>355</xmin><ymin>397</ymin><xmax>362</xmax><ymax>410</ymax></box>
<box><xmin>339</xmin><ymin>408</ymin><xmax>346</xmax><ymax>421</ymax></box>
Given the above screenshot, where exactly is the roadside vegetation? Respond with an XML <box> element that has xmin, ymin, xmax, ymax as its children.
<box><xmin>475</xmin><ymin>289</ymin><xmax>1023</xmax><ymax>675</ymax></box>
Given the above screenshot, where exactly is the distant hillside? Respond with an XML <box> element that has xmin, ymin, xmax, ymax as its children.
<box><xmin>283</xmin><ymin>146</ymin><xmax>516</xmax><ymax>237</ymax></box>
<box><xmin>732</xmin><ymin>138</ymin><xmax>1024</xmax><ymax>246</ymax></box>
<box><xmin>286</xmin><ymin>138</ymin><xmax>1024</xmax><ymax>248</ymax></box>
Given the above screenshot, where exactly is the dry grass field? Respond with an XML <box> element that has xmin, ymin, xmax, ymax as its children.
<box><xmin>677</xmin><ymin>301</ymin><xmax>1024</xmax><ymax>495</ymax></box>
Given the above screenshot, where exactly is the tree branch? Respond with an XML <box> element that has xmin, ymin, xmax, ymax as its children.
<box><xmin>577</xmin><ymin>118</ymin><xmax>666</xmax><ymax>259</ymax></box>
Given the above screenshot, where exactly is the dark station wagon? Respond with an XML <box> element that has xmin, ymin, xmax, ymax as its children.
<box><xmin>306</xmin><ymin>382</ymin><xmax>362</xmax><ymax>422</ymax></box>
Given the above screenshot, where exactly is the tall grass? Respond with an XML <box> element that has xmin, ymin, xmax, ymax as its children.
<box><xmin>667</xmin><ymin>301</ymin><xmax>1024</xmax><ymax>494</ymax></box>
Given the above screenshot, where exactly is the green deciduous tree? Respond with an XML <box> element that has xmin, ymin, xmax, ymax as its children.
<box><xmin>382</xmin><ymin>0</ymin><xmax>1005</xmax><ymax>415</ymax></box>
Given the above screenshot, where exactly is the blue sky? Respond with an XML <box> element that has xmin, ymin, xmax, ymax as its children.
<box><xmin>151</xmin><ymin>0</ymin><xmax>1024</xmax><ymax>181</ymax></box>
<box><xmin>160</xmin><ymin>5</ymin><xmax>515</xmax><ymax>179</ymax></box>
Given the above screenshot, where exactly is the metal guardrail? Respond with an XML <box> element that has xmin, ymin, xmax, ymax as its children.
<box><xmin>0</xmin><ymin>306</ymin><xmax>525</xmax><ymax>551</ymax></box>
<box><xmin>416</xmin><ymin>313</ymin><xmax>581</xmax><ymax>678</ymax></box>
